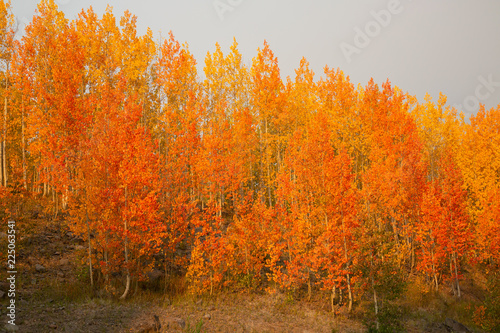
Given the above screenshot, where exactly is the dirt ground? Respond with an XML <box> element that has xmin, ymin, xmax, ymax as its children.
<box><xmin>13</xmin><ymin>292</ymin><xmax>367</xmax><ymax>333</ymax></box>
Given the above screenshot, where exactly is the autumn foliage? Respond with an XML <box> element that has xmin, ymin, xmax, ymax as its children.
<box><xmin>1</xmin><ymin>1</ymin><xmax>500</xmax><ymax>324</ymax></box>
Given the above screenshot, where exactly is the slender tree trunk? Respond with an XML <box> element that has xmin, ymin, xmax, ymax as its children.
<box><xmin>331</xmin><ymin>285</ymin><xmax>336</xmax><ymax>314</ymax></box>
<box><xmin>410</xmin><ymin>239</ymin><xmax>415</xmax><ymax>274</ymax></box>
<box><xmin>1</xmin><ymin>133</ymin><xmax>4</xmax><ymax>186</ymax></box>
<box><xmin>32</xmin><ymin>167</ymin><xmax>36</xmax><ymax>193</ymax></box>
<box><xmin>341</xmin><ymin>213</ymin><xmax>353</xmax><ymax>312</ymax></box>
<box><xmin>104</xmin><ymin>166</ymin><xmax>110</xmax><ymax>286</ymax></box>
<box><xmin>62</xmin><ymin>189</ymin><xmax>68</xmax><ymax>210</ymax></box>
<box><xmin>452</xmin><ymin>251</ymin><xmax>461</xmax><ymax>298</ymax></box>
<box><xmin>307</xmin><ymin>268</ymin><xmax>312</xmax><ymax>301</ymax></box>
<box><xmin>371</xmin><ymin>275</ymin><xmax>379</xmax><ymax>330</ymax></box>
<box><xmin>43</xmin><ymin>167</ymin><xmax>47</xmax><ymax>196</ymax></box>
<box><xmin>245</xmin><ymin>245</ymin><xmax>249</xmax><ymax>276</ymax></box>
<box><xmin>21</xmin><ymin>99</ymin><xmax>27</xmax><ymax>190</ymax></box>
<box><xmin>219</xmin><ymin>190</ymin><xmax>222</xmax><ymax>218</ymax></box>
<box><xmin>346</xmin><ymin>273</ymin><xmax>353</xmax><ymax>312</ymax></box>
<box><xmin>370</xmin><ymin>254</ymin><xmax>379</xmax><ymax>330</ymax></box>
<box><xmin>450</xmin><ymin>256</ymin><xmax>456</xmax><ymax>296</ymax></box>
<box><xmin>104</xmin><ymin>239</ymin><xmax>109</xmax><ymax>285</ymax></box>
<box><xmin>164</xmin><ymin>250</ymin><xmax>168</xmax><ymax>293</ymax></box>
<box><xmin>1</xmin><ymin>96</ymin><xmax>7</xmax><ymax>187</ymax></box>
<box><xmin>210</xmin><ymin>271</ymin><xmax>213</xmax><ymax>296</ymax></box>
<box><xmin>258</xmin><ymin>123</ymin><xmax>263</xmax><ymax>197</ymax></box>
<box><xmin>431</xmin><ymin>247</ymin><xmax>438</xmax><ymax>291</ymax></box>
<box><xmin>85</xmin><ymin>193</ymin><xmax>94</xmax><ymax>288</ymax></box>
<box><xmin>120</xmin><ymin>186</ymin><xmax>131</xmax><ymax>299</ymax></box>
<box><xmin>265</xmin><ymin>118</ymin><xmax>272</xmax><ymax>206</ymax></box>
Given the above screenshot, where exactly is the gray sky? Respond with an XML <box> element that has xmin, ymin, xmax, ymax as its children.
<box><xmin>12</xmin><ymin>0</ymin><xmax>500</xmax><ymax>120</ymax></box>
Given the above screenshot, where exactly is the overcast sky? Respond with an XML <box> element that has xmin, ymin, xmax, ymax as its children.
<box><xmin>11</xmin><ymin>0</ymin><xmax>500</xmax><ymax>120</ymax></box>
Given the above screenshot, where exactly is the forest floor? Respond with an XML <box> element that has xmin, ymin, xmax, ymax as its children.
<box><xmin>0</xmin><ymin>216</ymin><xmax>484</xmax><ymax>333</ymax></box>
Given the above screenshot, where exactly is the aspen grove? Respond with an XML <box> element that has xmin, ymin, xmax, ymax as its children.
<box><xmin>1</xmin><ymin>1</ymin><xmax>500</xmax><ymax>327</ymax></box>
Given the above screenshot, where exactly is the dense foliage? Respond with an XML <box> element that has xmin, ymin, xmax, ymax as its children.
<box><xmin>1</xmin><ymin>1</ymin><xmax>499</xmax><ymax>328</ymax></box>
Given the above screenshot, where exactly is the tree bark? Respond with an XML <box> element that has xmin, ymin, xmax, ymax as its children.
<box><xmin>341</xmin><ymin>213</ymin><xmax>353</xmax><ymax>312</ymax></box>
<box><xmin>21</xmin><ymin>99</ymin><xmax>27</xmax><ymax>190</ymax></box>
<box><xmin>369</xmin><ymin>252</ymin><xmax>380</xmax><ymax>330</ymax></box>
<box><xmin>452</xmin><ymin>251</ymin><xmax>461</xmax><ymax>298</ymax></box>
<box><xmin>346</xmin><ymin>273</ymin><xmax>353</xmax><ymax>312</ymax></box>
<box><xmin>1</xmin><ymin>96</ymin><xmax>7</xmax><ymax>187</ymax></box>
<box><xmin>331</xmin><ymin>285</ymin><xmax>336</xmax><ymax>314</ymax></box>
<box><xmin>265</xmin><ymin>118</ymin><xmax>272</xmax><ymax>206</ymax></box>
<box><xmin>85</xmin><ymin>192</ymin><xmax>94</xmax><ymax>288</ymax></box>
<box><xmin>120</xmin><ymin>186</ymin><xmax>131</xmax><ymax>299</ymax></box>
